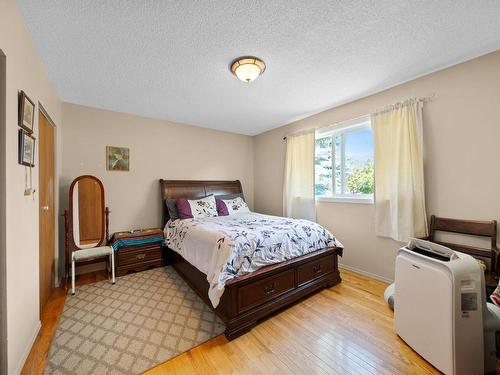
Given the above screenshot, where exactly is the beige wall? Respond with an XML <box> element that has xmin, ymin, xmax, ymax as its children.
<box><xmin>60</xmin><ymin>103</ymin><xmax>254</xmax><ymax>272</ymax></box>
<box><xmin>254</xmin><ymin>50</ymin><xmax>500</xmax><ymax>282</ymax></box>
<box><xmin>0</xmin><ymin>1</ymin><xmax>62</xmax><ymax>374</ymax></box>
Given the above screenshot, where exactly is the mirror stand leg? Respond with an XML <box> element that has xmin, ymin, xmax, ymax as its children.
<box><xmin>111</xmin><ymin>252</ymin><xmax>116</xmax><ymax>285</ymax></box>
<box><xmin>71</xmin><ymin>260</ymin><xmax>76</xmax><ymax>295</ymax></box>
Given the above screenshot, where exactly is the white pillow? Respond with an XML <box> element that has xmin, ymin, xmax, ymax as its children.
<box><xmin>222</xmin><ymin>197</ymin><xmax>250</xmax><ymax>215</ymax></box>
<box><xmin>188</xmin><ymin>195</ymin><xmax>218</xmax><ymax>218</ymax></box>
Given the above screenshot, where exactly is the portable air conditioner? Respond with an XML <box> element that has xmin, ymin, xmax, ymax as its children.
<box><xmin>394</xmin><ymin>239</ymin><xmax>484</xmax><ymax>375</ymax></box>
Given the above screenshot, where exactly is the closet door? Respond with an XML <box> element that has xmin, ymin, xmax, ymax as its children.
<box><xmin>38</xmin><ymin>111</ymin><xmax>55</xmax><ymax>312</ymax></box>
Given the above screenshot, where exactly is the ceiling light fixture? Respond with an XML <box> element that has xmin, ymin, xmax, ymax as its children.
<box><xmin>230</xmin><ymin>56</ymin><xmax>266</xmax><ymax>83</ymax></box>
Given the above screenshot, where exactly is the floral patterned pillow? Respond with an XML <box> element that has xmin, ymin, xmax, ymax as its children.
<box><xmin>219</xmin><ymin>197</ymin><xmax>250</xmax><ymax>216</ymax></box>
<box><xmin>176</xmin><ymin>195</ymin><xmax>218</xmax><ymax>219</ymax></box>
<box><xmin>189</xmin><ymin>195</ymin><xmax>218</xmax><ymax>218</ymax></box>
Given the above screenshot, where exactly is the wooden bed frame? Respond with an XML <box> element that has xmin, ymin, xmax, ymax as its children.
<box><xmin>160</xmin><ymin>179</ymin><xmax>343</xmax><ymax>340</ymax></box>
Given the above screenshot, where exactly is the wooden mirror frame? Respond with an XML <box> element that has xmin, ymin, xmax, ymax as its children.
<box><xmin>68</xmin><ymin>175</ymin><xmax>107</xmax><ymax>249</ymax></box>
<box><xmin>64</xmin><ymin>175</ymin><xmax>110</xmax><ymax>286</ymax></box>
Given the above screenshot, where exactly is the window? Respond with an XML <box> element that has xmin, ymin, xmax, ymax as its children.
<box><xmin>314</xmin><ymin>116</ymin><xmax>374</xmax><ymax>203</ymax></box>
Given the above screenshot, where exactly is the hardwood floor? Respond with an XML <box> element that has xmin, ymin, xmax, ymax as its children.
<box><xmin>145</xmin><ymin>270</ymin><xmax>440</xmax><ymax>375</ymax></box>
<box><xmin>22</xmin><ymin>269</ymin><xmax>443</xmax><ymax>374</ymax></box>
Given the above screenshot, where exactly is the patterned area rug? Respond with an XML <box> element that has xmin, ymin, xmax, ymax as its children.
<box><xmin>45</xmin><ymin>267</ymin><xmax>225</xmax><ymax>374</ymax></box>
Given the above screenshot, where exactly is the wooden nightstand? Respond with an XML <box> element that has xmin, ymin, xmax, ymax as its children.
<box><xmin>110</xmin><ymin>228</ymin><xmax>165</xmax><ymax>276</ymax></box>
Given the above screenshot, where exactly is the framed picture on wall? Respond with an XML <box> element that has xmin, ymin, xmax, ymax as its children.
<box><xmin>18</xmin><ymin>129</ymin><xmax>36</xmax><ymax>167</ymax></box>
<box><xmin>106</xmin><ymin>146</ymin><xmax>130</xmax><ymax>171</ymax></box>
<box><xmin>18</xmin><ymin>90</ymin><xmax>35</xmax><ymax>133</ymax></box>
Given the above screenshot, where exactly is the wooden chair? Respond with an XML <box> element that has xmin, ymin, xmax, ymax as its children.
<box><xmin>427</xmin><ymin>215</ymin><xmax>500</xmax><ymax>360</ymax></box>
<box><xmin>427</xmin><ymin>215</ymin><xmax>499</xmax><ymax>296</ymax></box>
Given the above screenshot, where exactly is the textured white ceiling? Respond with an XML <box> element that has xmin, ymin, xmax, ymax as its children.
<box><xmin>17</xmin><ymin>0</ymin><xmax>500</xmax><ymax>135</ymax></box>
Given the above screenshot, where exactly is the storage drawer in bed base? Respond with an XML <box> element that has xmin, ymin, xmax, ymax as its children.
<box><xmin>168</xmin><ymin>246</ymin><xmax>342</xmax><ymax>340</ymax></box>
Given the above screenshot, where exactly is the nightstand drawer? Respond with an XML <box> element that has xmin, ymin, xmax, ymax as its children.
<box><xmin>118</xmin><ymin>246</ymin><xmax>162</xmax><ymax>266</ymax></box>
<box><xmin>111</xmin><ymin>228</ymin><xmax>164</xmax><ymax>277</ymax></box>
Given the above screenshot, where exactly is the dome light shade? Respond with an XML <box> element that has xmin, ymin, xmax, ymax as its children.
<box><xmin>230</xmin><ymin>57</ymin><xmax>266</xmax><ymax>82</ymax></box>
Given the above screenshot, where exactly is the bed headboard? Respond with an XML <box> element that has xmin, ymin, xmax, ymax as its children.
<box><xmin>159</xmin><ymin>179</ymin><xmax>243</xmax><ymax>226</ymax></box>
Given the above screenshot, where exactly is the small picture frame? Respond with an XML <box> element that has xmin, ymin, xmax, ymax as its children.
<box><xmin>18</xmin><ymin>129</ymin><xmax>36</xmax><ymax>167</ymax></box>
<box><xmin>18</xmin><ymin>91</ymin><xmax>35</xmax><ymax>133</ymax></box>
<box><xmin>106</xmin><ymin>146</ymin><xmax>130</xmax><ymax>171</ymax></box>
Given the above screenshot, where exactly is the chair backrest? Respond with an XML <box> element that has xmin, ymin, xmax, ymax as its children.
<box><xmin>428</xmin><ymin>215</ymin><xmax>498</xmax><ymax>272</ymax></box>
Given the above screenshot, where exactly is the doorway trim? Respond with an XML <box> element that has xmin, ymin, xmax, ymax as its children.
<box><xmin>39</xmin><ymin>103</ymin><xmax>56</xmax><ymax>129</ymax></box>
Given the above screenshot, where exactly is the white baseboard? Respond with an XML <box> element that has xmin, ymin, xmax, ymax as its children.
<box><xmin>339</xmin><ymin>263</ymin><xmax>394</xmax><ymax>284</ymax></box>
<box><xmin>13</xmin><ymin>320</ymin><xmax>41</xmax><ymax>375</ymax></box>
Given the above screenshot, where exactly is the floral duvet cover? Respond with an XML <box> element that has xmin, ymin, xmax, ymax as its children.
<box><xmin>164</xmin><ymin>212</ymin><xmax>342</xmax><ymax>307</ymax></box>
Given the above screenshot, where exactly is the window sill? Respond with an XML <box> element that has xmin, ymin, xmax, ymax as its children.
<box><xmin>316</xmin><ymin>196</ymin><xmax>374</xmax><ymax>205</ymax></box>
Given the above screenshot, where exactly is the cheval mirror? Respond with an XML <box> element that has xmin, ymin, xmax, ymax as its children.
<box><xmin>64</xmin><ymin>175</ymin><xmax>115</xmax><ymax>294</ymax></box>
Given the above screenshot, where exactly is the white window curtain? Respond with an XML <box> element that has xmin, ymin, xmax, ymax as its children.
<box><xmin>371</xmin><ymin>99</ymin><xmax>428</xmax><ymax>242</ymax></box>
<box><xmin>283</xmin><ymin>130</ymin><xmax>316</xmax><ymax>222</ymax></box>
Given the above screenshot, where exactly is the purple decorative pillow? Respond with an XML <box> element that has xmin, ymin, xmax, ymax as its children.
<box><xmin>216</xmin><ymin>199</ymin><xmax>229</xmax><ymax>216</ymax></box>
<box><xmin>176</xmin><ymin>198</ymin><xmax>193</xmax><ymax>219</ymax></box>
